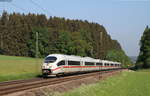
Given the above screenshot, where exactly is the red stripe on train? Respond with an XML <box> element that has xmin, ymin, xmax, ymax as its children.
<box><xmin>52</xmin><ymin>66</ymin><xmax>119</xmax><ymax>71</ymax></box>
<box><xmin>63</xmin><ymin>66</ymin><xmax>117</xmax><ymax>68</ymax></box>
<box><xmin>52</xmin><ymin>67</ymin><xmax>61</xmax><ymax>71</ymax></box>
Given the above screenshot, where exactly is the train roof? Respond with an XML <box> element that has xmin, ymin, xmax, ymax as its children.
<box><xmin>47</xmin><ymin>54</ymin><xmax>80</xmax><ymax>57</ymax></box>
<box><xmin>47</xmin><ymin>54</ymin><xmax>82</xmax><ymax>60</ymax></box>
<box><xmin>46</xmin><ymin>54</ymin><xmax>121</xmax><ymax>64</ymax></box>
<box><xmin>47</xmin><ymin>54</ymin><xmax>98</xmax><ymax>61</ymax></box>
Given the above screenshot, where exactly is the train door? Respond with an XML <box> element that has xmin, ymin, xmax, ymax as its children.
<box><xmin>102</xmin><ymin>62</ymin><xmax>104</xmax><ymax>70</ymax></box>
<box><xmin>81</xmin><ymin>60</ymin><xmax>85</xmax><ymax>71</ymax></box>
<box><xmin>60</xmin><ymin>60</ymin><xmax>65</xmax><ymax>73</ymax></box>
<box><xmin>64</xmin><ymin>59</ymin><xmax>68</xmax><ymax>73</ymax></box>
<box><xmin>80</xmin><ymin>60</ymin><xmax>83</xmax><ymax>72</ymax></box>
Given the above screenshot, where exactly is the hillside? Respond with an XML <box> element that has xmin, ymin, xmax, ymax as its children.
<box><xmin>0</xmin><ymin>11</ymin><xmax>132</xmax><ymax>67</ymax></box>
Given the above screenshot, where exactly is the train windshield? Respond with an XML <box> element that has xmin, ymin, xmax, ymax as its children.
<box><xmin>44</xmin><ymin>56</ymin><xmax>57</xmax><ymax>63</ymax></box>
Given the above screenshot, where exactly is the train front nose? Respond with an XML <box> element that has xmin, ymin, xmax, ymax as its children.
<box><xmin>42</xmin><ymin>63</ymin><xmax>52</xmax><ymax>75</ymax></box>
<box><xmin>42</xmin><ymin>56</ymin><xmax>57</xmax><ymax>76</ymax></box>
<box><xmin>42</xmin><ymin>69</ymin><xmax>52</xmax><ymax>75</ymax></box>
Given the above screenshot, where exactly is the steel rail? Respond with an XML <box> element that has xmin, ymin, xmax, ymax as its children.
<box><xmin>0</xmin><ymin>69</ymin><xmax>123</xmax><ymax>95</ymax></box>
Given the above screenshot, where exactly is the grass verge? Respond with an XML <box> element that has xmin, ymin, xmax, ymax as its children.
<box><xmin>0</xmin><ymin>55</ymin><xmax>42</xmax><ymax>82</ymax></box>
<box><xmin>58</xmin><ymin>70</ymin><xmax>150</xmax><ymax>96</ymax></box>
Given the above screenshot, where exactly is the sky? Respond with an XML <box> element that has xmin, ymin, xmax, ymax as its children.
<box><xmin>0</xmin><ymin>0</ymin><xmax>150</xmax><ymax>56</ymax></box>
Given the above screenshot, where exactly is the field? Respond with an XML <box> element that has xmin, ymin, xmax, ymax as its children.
<box><xmin>0</xmin><ymin>55</ymin><xmax>42</xmax><ymax>82</ymax></box>
<box><xmin>60</xmin><ymin>70</ymin><xmax>150</xmax><ymax>96</ymax></box>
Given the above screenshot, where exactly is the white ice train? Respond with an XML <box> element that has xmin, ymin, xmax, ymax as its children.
<box><xmin>42</xmin><ymin>54</ymin><xmax>121</xmax><ymax>77</ymax></box>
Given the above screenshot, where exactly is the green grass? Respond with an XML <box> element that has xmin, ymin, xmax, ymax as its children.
<box><xmin>60</xmin><ymin>70</ymin><xmax>150</xmax><ymax>96</ymax></box>
<box><xmin>137</xmin><ymin>69</ymin><xmax>150</xmax><ymax>72</ymax></box>
<box><xmin>0</xmin><ymin>55</ymin><xmax>43</xmax><ymax>82</ymax></box>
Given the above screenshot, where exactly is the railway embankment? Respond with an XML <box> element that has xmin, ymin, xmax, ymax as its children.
<box><xmin>1</xmin><ymin>69</ymin><xmax>124</xmax><ymax>96</ymax></box>
<box><xmin>60</xmin><ymin>69</ymin><xmax>150</xmax><ymax>96</ymax></box>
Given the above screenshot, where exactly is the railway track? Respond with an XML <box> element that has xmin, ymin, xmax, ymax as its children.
<box><xmin>0</xmin><ymin>69</ymin><xmax>122</xmax><ymax>96</ymax></box>
<box><xmin>0</xmin><ymin>78</ymin><xmax>43</xmax><ymax>86</ymax></box>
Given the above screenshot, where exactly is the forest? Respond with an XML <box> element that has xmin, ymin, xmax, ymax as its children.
<box><xmin>0</xmin><ymin>11</ymin><xmax>132</xmax><ymax>67</ymax></box>
<box><xmin>136</xmin><ymin>26</ymin><xmax>150</xmax><ymax>69</ymax></box>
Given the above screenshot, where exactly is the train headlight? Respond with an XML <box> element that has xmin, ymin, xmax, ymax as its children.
<box><xmin>42</xmin><ymin>66</ymin><xmax>45</xmax><ymax>69</ymax></box>
<box><xmin>47</xmin><ymin>63</ymin><xmax>50</xmax><ymax>66</ymax></box>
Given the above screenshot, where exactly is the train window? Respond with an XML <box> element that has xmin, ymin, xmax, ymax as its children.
<box><xmin>85</xmin><ymin>62</ymin><xmax>94</xmax><ymax>66</ymax></box>
<box><xmin>68</xmin><ymin>61</ymin><xmax>80</xmax><ymax>65</ymax></box>
<box><xmin>44</xmin><ymin>56</ymin><xmax>57</xmax><ymax>63</ymax></box>
<box><xmin>111</xmin><ymin>64</ymin><xmax>113</xmax><ymax>66</ymax></box>
<box><xmin>57</xmin><ymin>60</ymin><xmax>65</xmax><ymax>66</ymax></box>
<box><xmin>96</xmin><ymin>63</ymin><xmax>102</xmax><ymax>66</ymax></box>
<box><xmin>104</xmin><ymin>63</ymin><xmax>107</xmax><ymax>66</ymax></box>
<box><xmin>106</xmin><ymin>63</ymin><xmax>109</xmax><ymax>66</ymax></box>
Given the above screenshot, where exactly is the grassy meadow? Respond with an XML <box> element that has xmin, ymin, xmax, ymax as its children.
<box><xmin>0</xmin><ymin>55</ymin><xmax>43</xmax><ymax>82</ymax></box>
<box><xmin>59</xmin><ymin>70</ymin><xmax>150</xmax><ymax>96</ymax></box>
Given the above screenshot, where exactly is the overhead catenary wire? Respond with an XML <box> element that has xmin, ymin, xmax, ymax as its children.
<box><xmin>0</xmin><ymin>0</ymin><xmax>28</xmax><ymax>15</ymax></box>
<box><xmin>0</xmin><ymin>0</ymin><xmax>50</xmax><ymax>72</ymax></box>
<box><xmin>0</xmin><ymin>1</ymin><xmax>8</xmax><ymax>13</ymax></box>
<box><xmin>10</xmin><ymin>2</ymin><xmax>28</xmax><ymax>13</ymax></box>
<box><xmin>0</xmin><ymin>0</ymin><xmax>12</xmax><ymax>2</ymax></box>
<box><xmin>29</xmin><ymin>0</ymin><xmax>52</xmax><ymax>16</ymax></box>
<box><xmin>0</xmin><ymin>0</ymin><xmax>53</xmax><ymax>16</ymax></box>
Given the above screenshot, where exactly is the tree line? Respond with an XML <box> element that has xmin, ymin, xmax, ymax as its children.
<box><xmin>0</xmin><ymin>11</ymin><xmax>132</xmax><ymax>67</ymax></box>
<box><xmin>136</xmin><ymin>26</ymin><xmax>150</xmax><ymax>69</ymax></box>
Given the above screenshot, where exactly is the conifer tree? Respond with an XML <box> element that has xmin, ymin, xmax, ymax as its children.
<box><xmin>136</xmin><ymin>26</ymin><xmax>150</xmax><ymax>69</ymax></box>
<box><xmin>0</xmin><ymin>11</ymin><xmax>132</xmax><ymax>67</ymax></box>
